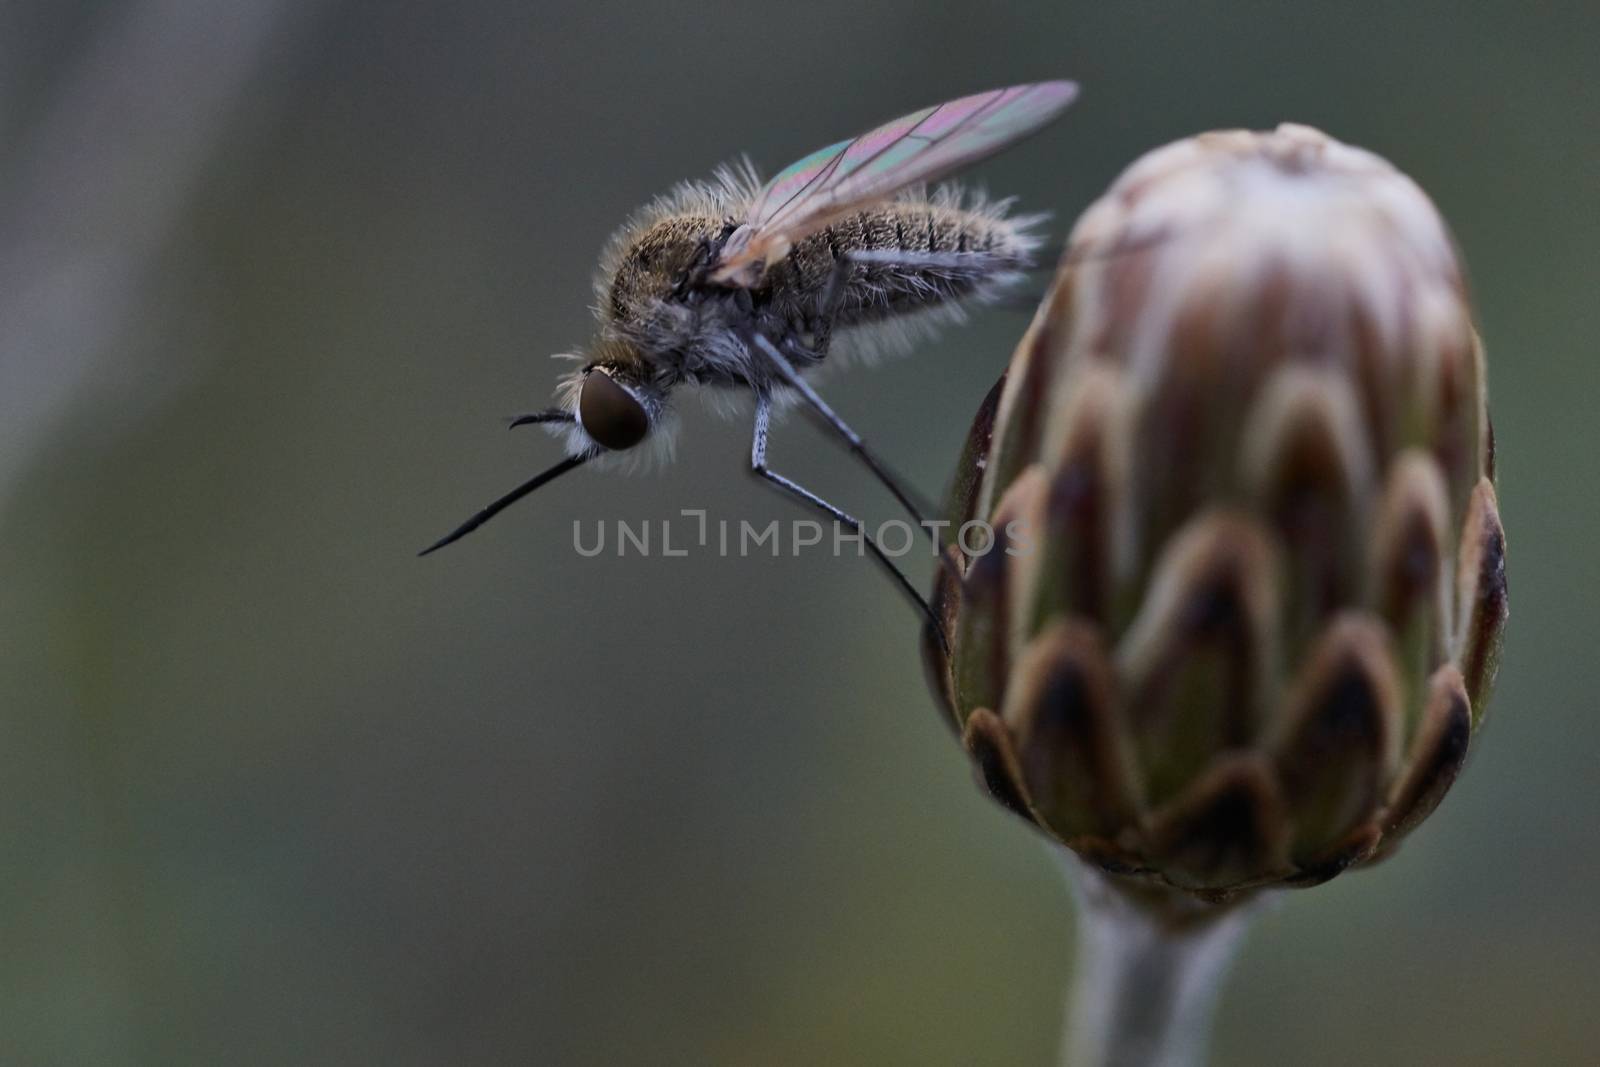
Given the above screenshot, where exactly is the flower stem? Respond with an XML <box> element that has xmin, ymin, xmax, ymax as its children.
<box><xmin>1059</xmin><ymin>859</ymin><xmax>1264</xmax><ymax>1067</ymax></box>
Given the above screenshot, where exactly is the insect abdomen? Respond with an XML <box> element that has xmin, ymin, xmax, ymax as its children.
<box><xmin>776</xmin><ymin>195</ymin><xmax>1037</xmax><ymax>328</ymax></box>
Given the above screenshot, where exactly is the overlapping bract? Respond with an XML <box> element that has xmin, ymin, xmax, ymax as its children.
<box><xmin>926</xmin><ymin>125</ymin><xmax>1507</xmax><ymax>899</ymax></box>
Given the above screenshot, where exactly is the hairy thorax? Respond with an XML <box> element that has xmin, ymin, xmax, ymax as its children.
<box><xmin>604</xmin><ymin>213</ymin><xmax>729</xmax><ymax>333</ymax></box>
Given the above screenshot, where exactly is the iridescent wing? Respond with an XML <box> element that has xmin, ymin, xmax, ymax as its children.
<box><xmin>709</xmin><ymin>80</ymin><xmax>1078</xmax><ymax>285</ymax></box>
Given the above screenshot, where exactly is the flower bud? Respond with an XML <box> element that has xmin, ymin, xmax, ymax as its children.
<box><xmin>927</xmin><ymin>125</ymin><xmax>1507</xmax><ymax>899</ymax></box>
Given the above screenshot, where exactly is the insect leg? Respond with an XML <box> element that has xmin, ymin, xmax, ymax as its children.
<box><xmin>749</xmin><ymin>393</ymin><xmax>948</xmax><ymax>651</ymax></box>
<box><xmin>801</xmin><ymin>247</ymin><xmax>1012</xmax><ymax>524</ymax></box>
<box><xmin>750</xmin><ymin>332</ymin><xmax>941</xmax><ymax>534</ymax></box>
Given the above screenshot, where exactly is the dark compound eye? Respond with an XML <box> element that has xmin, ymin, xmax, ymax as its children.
<box><xmin>578</xmin><ymin>368</ymin><xmax>650</xmax><ymax>451</ymax></box>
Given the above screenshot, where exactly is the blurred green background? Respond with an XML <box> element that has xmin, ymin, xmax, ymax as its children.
<box><xmin>2</xmin><ymin>2</ymin><xmax>1594</xmax><ymax>1064</ymax></box>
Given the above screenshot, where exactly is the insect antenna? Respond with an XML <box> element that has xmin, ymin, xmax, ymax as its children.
<box><xmin>506</xmin><ymin>409</ymin><xmax>576</xmax><ymax>429</ymax></box>
<box><xmin>419</xmin><ymin>450</ymin><xmax>597</xmax><ymax>556</ymax></box>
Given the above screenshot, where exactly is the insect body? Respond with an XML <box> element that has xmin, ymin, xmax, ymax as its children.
<box><xmin>600</xmin><ymin>187</ymin><xmax>1039</xmax><ymax>403</ymax></box>
<box><xmin>422</xmin><ymin>80</ymin><xmax>1079</xmax><ymax>632</ymax></box>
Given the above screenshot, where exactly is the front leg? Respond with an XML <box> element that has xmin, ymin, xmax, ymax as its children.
<box><xmin>748</xmin><ymin>393</ymin><xmax>947</xmax><ymax>651</ymax></box>
<box><xmin>751</xmin><ymin>332</ymin><xmax>938</xmax><ymax>534</ymax></box>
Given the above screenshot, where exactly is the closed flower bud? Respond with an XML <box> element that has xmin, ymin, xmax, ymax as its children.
<box><xmin>927</xmin><ymin>124</ymin><xmax>1507</xmax><ymax>900</ymax></box>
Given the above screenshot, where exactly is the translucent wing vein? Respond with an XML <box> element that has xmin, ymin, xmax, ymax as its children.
<box><xmin>709</xmin><ymin>80</ymin><xmax>1077</xmax><ymax>284</ymax></box>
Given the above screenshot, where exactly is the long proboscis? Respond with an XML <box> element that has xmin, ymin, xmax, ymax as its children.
<box><xmin>418</xmin><ymin>450</ymin><xmax>596</xmax><ymax>556</ymax></box>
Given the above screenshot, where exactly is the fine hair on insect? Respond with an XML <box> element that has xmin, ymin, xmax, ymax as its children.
<box><xmin>421</xmin><ymin>80</ymin><xmax>1083</xmax><ymax>645</ymax></box>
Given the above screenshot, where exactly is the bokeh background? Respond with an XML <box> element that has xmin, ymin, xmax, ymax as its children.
<box><xmin>2</xmin><ymin>2</ymin><xmax>1595</xmax><ymax>1064</ymax></box>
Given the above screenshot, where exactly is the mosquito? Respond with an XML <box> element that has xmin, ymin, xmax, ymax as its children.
<box><xmin>420</xmin><ymin>80</ymin><xmax>1080</xmax><ymax>638</ymax></box>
